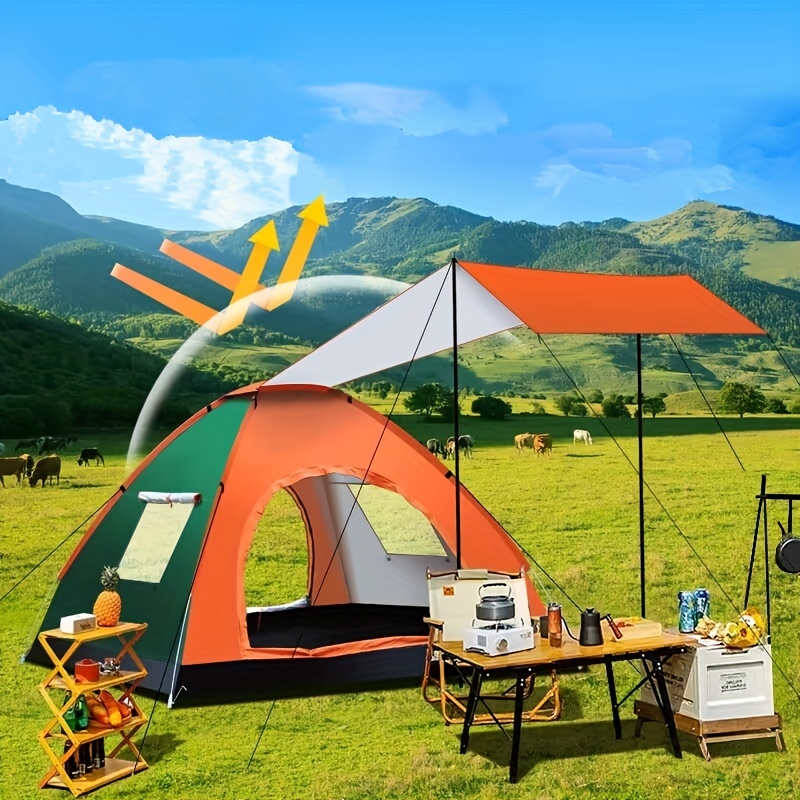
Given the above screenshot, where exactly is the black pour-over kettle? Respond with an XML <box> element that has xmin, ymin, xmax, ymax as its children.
<box><xmin>578</xmin><ymin>608</ymin><xmax>623</xmax><ymax>646</ymax></box>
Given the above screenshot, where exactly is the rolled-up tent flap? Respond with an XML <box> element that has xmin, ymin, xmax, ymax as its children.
<box><xmin>138</xmin><ymin>491</ymin><xmax>202</xmax><ymax>504</ymax></box>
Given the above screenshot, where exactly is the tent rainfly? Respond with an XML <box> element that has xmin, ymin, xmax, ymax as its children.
<box><xmin>267</xmin><ymin>261</ymin><xmax>765</xmax><ymax>388</ymax></box>
<box><xmin>26</xmin><ymin>384</ymin><xmax>542</xmax><ymax>703</ymax></box>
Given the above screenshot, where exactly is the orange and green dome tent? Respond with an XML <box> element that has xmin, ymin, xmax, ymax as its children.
<box><xmin>27</xmin><ymin>384</ymin><xmax>539</xmax><ymax>702</ymax></box>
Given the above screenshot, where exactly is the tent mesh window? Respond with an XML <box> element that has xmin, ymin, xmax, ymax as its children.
<box><xmin>118</xmin><ymin>502</ymin><xmax>196</xmax><ymax>583</ymax></box>
<box><xmin>340</xmin><ymin>482</ymin><xmax>447</xmax><ymax>556</ymax></box>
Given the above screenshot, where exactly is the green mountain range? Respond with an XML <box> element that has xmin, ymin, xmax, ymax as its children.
<box><xmin>1</xmin><ymin>180</ymin><xmax>799</xmax><ymax>407</ymax></box>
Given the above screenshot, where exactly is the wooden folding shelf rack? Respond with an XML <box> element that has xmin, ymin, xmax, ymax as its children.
<box><xmin>36</xmin><ymin>622</ymin><xmax>149</xmax><ymax>797</ymax></box>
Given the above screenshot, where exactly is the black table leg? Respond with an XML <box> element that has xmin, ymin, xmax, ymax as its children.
<box><xmin>605</xmin><ymin>658</ymin><xmax>622</xmax><ymax>740</ymax></box>
<box><xmin>650</xmin><ymin>657</ymin><xmax>682</xmax><ymax>758</ymax></box>
<box><xmin>459</xmin><ymin>667</ymin><xmax>483</xmax><ymax>755</ymax></box>
<box><xmin>509</xmin><ymin>671</ymin><xmax>528</xmax><ymax>783</ymax></box>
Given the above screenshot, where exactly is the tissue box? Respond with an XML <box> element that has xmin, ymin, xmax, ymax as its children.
<box><xmin>60</xmin><ymin>613</ymin><xmax>97</xmax><ymax>634</ymax></box>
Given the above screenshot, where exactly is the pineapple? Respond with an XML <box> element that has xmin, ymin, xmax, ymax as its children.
<box><xmin>93</xmin><ymin>566</ymin><xmax>122</xmax><ymax>627</ymax></box>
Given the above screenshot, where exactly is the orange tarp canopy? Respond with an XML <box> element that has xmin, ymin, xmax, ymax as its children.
<box><xmin>460</xmin><ymin>262</ymin><xmax>766</xmax><ymax>336</ymax></box>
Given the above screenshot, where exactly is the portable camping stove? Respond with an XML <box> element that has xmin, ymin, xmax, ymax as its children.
<box><xmin>463</xmin><ymin>620</ymin><xmax>534</xmax><ymax>657</ymax></box>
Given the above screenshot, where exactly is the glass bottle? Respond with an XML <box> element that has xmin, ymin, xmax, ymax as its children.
<box><xmin>61</xmin><ymin>695</ymin><xmax>80</xmax><ymax>779</ymax></box>
<box><xmin>78</xmin><ymin>742</ymin><xmax>94</xmax><ymax>774</ymax></box>
<box><xmin>62</xmin><ymin>693</ymin><xmax>77</xmax><ymax>733</ymax></box>
<box><xmin>74</xmin><ymin>696</ymin><xmax>89</xmax><ymax>731</ymax></box>
<box><xmin>92</xmin><ymin>737</ymin><xmax>106</xmax><ymax>770</ymax></box>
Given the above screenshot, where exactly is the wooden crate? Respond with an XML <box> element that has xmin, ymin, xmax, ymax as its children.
<box><xmin>635</xmin><ymin>699</ymin><xmax>784</xmax><ymax>761</ymax></box>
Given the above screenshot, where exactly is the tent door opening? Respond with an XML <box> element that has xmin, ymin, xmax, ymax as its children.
<box><xmin>245</xmin><ymin>475</ymin><xmax>454</xmax><ymax>651</ymax></box>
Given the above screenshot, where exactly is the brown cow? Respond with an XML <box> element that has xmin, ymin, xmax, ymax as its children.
<box><xmin>1</xmin><ymin>456</ymin><xmax>27</xmax><ymax>487</ymax></box>
<box><xmin>533</xmin><ymin>433</ymin><xmax>553</xmax><ymax>457</ymax></box>
<box><xmin>30</xmin><ymin>454</ymin><xmax>61</xmax><ymax>487</ymax></box>
<box><xmin>0</xmin><ymin>454</ymin><xmax>34</xmax><ymax>487</ymax></box>
<box><xmin>514</xmin><ymin>433</ymin><xmax>535</xmax><ymax>453</ymax></box>
<box><xmin>444</xmin><ymin>435</ymin><xmax>474</xmax><ymax>459</ymax></box>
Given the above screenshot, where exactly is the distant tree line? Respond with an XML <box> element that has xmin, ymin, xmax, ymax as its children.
<box><xmin>0</xmin><ymin>302</ymin><xmax>241</xmax><ymax>434</ymax></box>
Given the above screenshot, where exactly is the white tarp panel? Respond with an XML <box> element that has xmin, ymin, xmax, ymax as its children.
<box><xmin>324</xmin><ymin>477</ymin><xmax>453</xmax><ymax>606</ymax></box>
<box><xmin>266</xmin><ymin>264</ymin><xmax>522</xmax><ymax>388</ymax></box>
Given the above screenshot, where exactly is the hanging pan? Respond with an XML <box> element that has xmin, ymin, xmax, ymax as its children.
<box><xmin>775</xmin><ymin>521</ymin><xmax>800</xmax><ymax>574</ymax></box>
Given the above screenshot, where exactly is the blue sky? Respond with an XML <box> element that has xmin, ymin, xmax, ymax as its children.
<box><xmin>1</xmin><ymin>0</ymin><xmax>798</xmax><ymax>230</ymax></box>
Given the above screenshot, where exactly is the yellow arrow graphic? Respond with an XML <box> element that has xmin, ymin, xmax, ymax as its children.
<box><xmin>265</xmin><ymin>195</ymin><xmax>328</xmax><ymax>311</ymax></box>
<box><xmin>216</xmin><ymin>220</ymin><xmax>280</xmax><ymax>334</ymax></box>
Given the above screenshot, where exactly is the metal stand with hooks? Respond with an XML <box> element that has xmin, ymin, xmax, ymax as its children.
<box><xmin>744</xmin><ymin>474</ymin><xmax>800</xmax><ymax>639</ymax></box>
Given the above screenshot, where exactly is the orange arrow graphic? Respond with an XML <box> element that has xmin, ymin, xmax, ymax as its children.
<box><xmin>265</xmin><ymin>195</ymin><xmax>328</xmax><ymax>311</ymax></box>
<box><xmin>111</xmin><ymin>264</ymin><xmax>219</xmax><ymax>327</ymax></box>
<box><xmin>215</xmin><ymin>220</ymin><xmax>280</xmax><ymax>334</ymax></box>
<box><xmin>112</xmin><ymin>197</ymin><xmax>325</xmax><ymax>334</ymax></box>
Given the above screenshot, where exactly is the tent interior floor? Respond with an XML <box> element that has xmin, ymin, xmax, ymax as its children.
<box><xmin>245</xmin><ymin>603</ymin><xmax>430</xmax><ymax>649</ymax></box>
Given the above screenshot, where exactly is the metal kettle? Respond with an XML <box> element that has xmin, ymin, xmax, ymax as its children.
<box><xmin>579</xmin><ymin>608</ymin><xmax>604</xmax><ymax>646</ymax></box>
<box><xmin>475</xmin><ymin>583</ymin><xmax>516</xmax><ymax>623</ymax></box>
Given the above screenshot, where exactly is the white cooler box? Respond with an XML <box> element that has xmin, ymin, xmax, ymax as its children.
<box><xmin>640</xmin><ymin>642</ymin><xmax>774</xmax><ymax>722</ymax></box>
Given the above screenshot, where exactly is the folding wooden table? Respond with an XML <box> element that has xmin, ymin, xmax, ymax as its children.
<box><xmin>433</xmin><ymin>631</ymin><xmax>695</xmax><ymax>782</ymax></box>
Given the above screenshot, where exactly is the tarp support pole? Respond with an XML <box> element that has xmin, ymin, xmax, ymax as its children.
<box><xmin>763</xmin><ymin>483</ymin><xmax>771</xmax><ymax>638</ymax></box>
<box><xmin>744</xmin><ymin>474</ymin><xmax>767</xmax><ymax>612</ymax></box>
<box><xmin>451</xmin><ymin>257</ymin><xmax>462</xmax><ymax>569</ymax></box>
<box><xmin>637</xmin><ymin>334</ymin><xmax>646</xmax><ymax>618</ymax></box>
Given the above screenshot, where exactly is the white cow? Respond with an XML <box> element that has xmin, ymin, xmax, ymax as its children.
<box><xmin>573</xmin><ymin>429</ymin><xmax>593</xmax><ymax>445</ymax></box>
<box><xmin>0</xmin><ymin>442</ymin><xmax>5</xmax><ymax>456</ymax></box>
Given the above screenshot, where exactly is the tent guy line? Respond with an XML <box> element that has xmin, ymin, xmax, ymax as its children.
<box><xmin>0</xmin><ymin>496</ymin><xmax>113</xmax><ymax>605</ymax></box>
<box><xmin>667</xmin><ymin>334</ymin><xmax>745</xmax><ymax>471</ymax></box>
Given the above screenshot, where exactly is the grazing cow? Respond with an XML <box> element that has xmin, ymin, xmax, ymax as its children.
<box><xmin>15</xmin><ymin>438</ymin><xmax>39</xmax><ymax>452</ymax></box>
<box><xmin>77</xmin><ymin>448</ymin><xmax>105</xmax><ymax>466</ymax></box>
<box><xmin>30</xmin><ymin>455</ymin><xmax>61</xmax><ymax>487</ymax></box>
<box><xmin>38</xmin><ymin>436</ymin><xmax>66</xmax><ymax>455</ymax></box>
<box><xmin>445</xmin><ymin>435</ymin><xmax>473</xmax><ymax>459</ymax></box>
<box><xmin>0</xmin><ymin>454</ymin><xmax>34</xmax><ymax>487</ymax></box>
<box><xmin>573</xmin><ymin>429</ymin><xmax>593</xmax><ymax>446</ymax></box>
<box><xmin>533</xmin><ymin>433</ymin><xmax>553</xmax><ymax>457</ymax></box>
<box><xmin>425</xmin><ymin>438</ymin><xmax>444</xmax><ymax>457</ymax></box>
<box><xmin>514</xmin><ymin>433</ymin><xmax>535</xmax><ymax>453</ymax></box>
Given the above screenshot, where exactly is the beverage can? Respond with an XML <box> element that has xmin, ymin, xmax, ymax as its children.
<box><xmin>678</xmin><ymin>590</ymin><xmax>696</xmax><ymax>633</ymax></box>
<box><xmin>694</xmin><ymin>588</ymin><xmax>710</xmax><ymax>622</ymax></box>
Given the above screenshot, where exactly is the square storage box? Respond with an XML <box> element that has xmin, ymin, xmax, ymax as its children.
<box><xmin>640</xmin><ymin>642</ymin><xmax>774</xmax><ymax>721</ymax></box>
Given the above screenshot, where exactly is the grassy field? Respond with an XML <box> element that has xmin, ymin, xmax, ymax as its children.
<box><xmin>742</xmin><ymin>241</ymin><xmax>800</xmax><ymax>286</ymax></box>
<box><xmin>2</xmin><ymin>412</ymin><xmax>800</xmax><ymax>800</ymax></box>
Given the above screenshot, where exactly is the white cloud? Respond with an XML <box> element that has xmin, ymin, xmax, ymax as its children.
<box><xmin>0</xmin><ymin>106</ymin><xmax>304</xmax><ymax>228</ymax></box>
<box><xmin>528</xmin><ymin>160</ymin><xmax>738</xmax><ymax>225</ymax></box>
<box><xmin>534</xmin><ymin>124</ymin><xmax>697</xmax><ymax>186</ymax></box>
<box><xmin>307</xmin><ymin>82</ymin><xmax>507</xmax><ymax>136</ymax></box>
<box><xmin>535</xmin><ymin>164</ymin><xmax>580</xmax><ymax>196</ymax></box>
<box><xmin>692</xmin><ymin>164</ymin><xmax>736</xmax><ymax>194</ymax></box>
<box><xmin>531</xmin><ymin>123</ymin><xmax>735</xmax><ymax>201</ymax></box>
